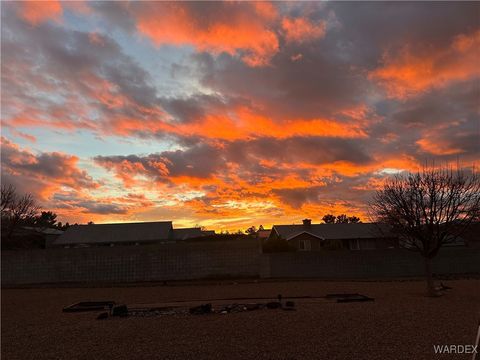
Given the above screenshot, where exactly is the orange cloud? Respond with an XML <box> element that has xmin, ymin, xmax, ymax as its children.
<box><xmin>416</xmin><ymin>138</ymin><xmax>463</xmax><ymax>156</ymax></box>
<box><xmin>7</xmin><ymin>110</ymin><xmax>96</xmax><ymax>132</ymax></box>
<box><xmin>234</xmin><ymin>107</ymin><xmax>368</xmax><ymax>139</ymax></box>
<box><xmin>88</xmin><ymin>32</ymin><xmax>105</xmax><ymax>46</ymax></box>
<box><xmin>16</xmin><ymin>1</ymin><xmax>63</xmax><ymax>25</ymax></box>
<box><xmin>415</xmin><ymin>121</ymin><xmax>472</xmax><ymax>156</ymax></box>
<box><xmin>84</xmin><ymin>143</ymin><xmax>434</xmax><ymax>231</ymax></box>
<box><xmin>370</xmin><ymin>29</ymin><xmax>480</xmax><ymax>99</ymax></box>
<box><xmin>1</xmin><ymin>137</ymin><xmax>100</xmax><ymax>201</ymax></box>
<box><xmin>173</xmin><ymin>115</ymin><xmax>366</xmax><ymax>141</ymax></box>
<box><xmin>14</xmin><ymin>0</ymin><xmax>91</xmax><ymax>25</ymax></box>
<box><xmin>282</xmin><ymin>17</ymin><xmax>326</xmax><ymax>43</ymax></box>
<box><xmin>134</xmin><ymin>3</ymin><xmax>280</xmax><ymax>67</ymax></box>
<box><xmin>100</xmin><ymin>104</ymin><xmax>368</xmax><ymax>141</ymax></box>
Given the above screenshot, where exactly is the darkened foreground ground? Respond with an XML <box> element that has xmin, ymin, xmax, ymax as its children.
<box><xmin>2</xmin><ymin>279</ymin><xmax>479</xmax><ymax>360</ymax></box>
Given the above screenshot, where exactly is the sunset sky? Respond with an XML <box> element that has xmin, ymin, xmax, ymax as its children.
<box><xmin>1</xmin><ymin>1</ymin><xmax>479</xmax><ymax>231</ymax></box>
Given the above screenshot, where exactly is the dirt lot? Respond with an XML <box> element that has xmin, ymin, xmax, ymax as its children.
<box><xmin>2</xmin><ymin>279</ymin><xmax>479</xmax><ymax>360</ymax></box>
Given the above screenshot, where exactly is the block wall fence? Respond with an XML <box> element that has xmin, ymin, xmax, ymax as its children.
<box><xmin>2</xmin><ymin>240</ymin><xmax>479</xmax><ymax>285</ymax></box>
<box><xmin>1</xmin><ymin>240</ymin><xmax>261</xmax><ymax>285</ymax></box>
<box><xmin>260</xmin><ymin>248</ymin><xmax>480</xmax><ymax>279</ymax></box>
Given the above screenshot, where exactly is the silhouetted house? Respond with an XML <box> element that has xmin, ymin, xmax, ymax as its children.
<box><xmin>172</xmin><ymin>227</ymin><xmax>204</xmax><ymax>241</ymax></box>
<box><xmin>53</xmin><ymin>221</ymin><xmax>211</xmax><ymax>248</ymax></box>
<box><xmin>30</xmin><ymin>227</ymin><xmax>64</xmax><ymax>248</ymax></box>
<box><xmin>268</xmin><ymin>219</ymin><xmax>397</xmax><ymax>251</ymax></box>
<box><xmin>6</xmin><ymin>226</ymin><xmax>64</xmax><ymax>249</ymax></box>
<box><xmin>23</xmin><ymin>226</ymin><xmax>63</xmax><ymax>248</ymax></box>
<box><xmin>53</xmin><ymin>221</ymin><xmax>173</xmax><ymax>247</ymax></box>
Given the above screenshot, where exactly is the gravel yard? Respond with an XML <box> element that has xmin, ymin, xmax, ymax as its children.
<box><xmin>2</xmin><ymin>279</ymin><xmax>479</xmax><ymax>360</ymax></box>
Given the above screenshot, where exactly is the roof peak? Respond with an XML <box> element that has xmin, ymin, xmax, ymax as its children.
<box><xmin>273</xmin><ymin>222</ymin><xmax>370</xmax><ymax>227</ymax></box>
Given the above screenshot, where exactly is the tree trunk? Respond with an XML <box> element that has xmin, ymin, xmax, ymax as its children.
<box><xmin>424</xmin><ymin>257</ymin><xmax>437</xmax><ymax>297</ymax></box>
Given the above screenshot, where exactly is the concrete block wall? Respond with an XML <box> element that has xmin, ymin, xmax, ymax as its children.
<box><xmin>1</xmin><ymin>240</ymin><xmax>261</xmax><ymax>285</ymax></box>
<box><xmin>260</xmin><ymin>248</ymin><xmax>480</xmax><ymax>279</ymax></box>
<box><xmin>2</xmin><ymin>243</ymin><xmax>479</xmax><ymax>285</ymax></box>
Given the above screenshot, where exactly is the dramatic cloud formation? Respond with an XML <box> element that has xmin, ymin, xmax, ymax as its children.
<box><xmin>370</xmin><ymin>30</ymin><xmax>480</xmax><ymax>99</ymax></box>
<box><xmin>1</xmin><ymin>1</ymin><xmax>478</xmax><ymax>230</ymax></box>
<box><xmin>1</xmin><ymin>137</ymin><xmax>99</xmax><ymax>200</ymax></box>
<box><xmin>1</xmin><ymin>7</ymin><xmax>166</xmax><ymax>137</ymax></box>
<box><xmin>133</xmin><ymin>2</ymin><xmax>280</xmax><ymax>67</ymax></box>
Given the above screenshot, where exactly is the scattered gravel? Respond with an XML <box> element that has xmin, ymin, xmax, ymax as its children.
<box><xmin>2</xmin><ymin>279</ymin><xmax>479</xmax><ymax>360</ymax></box>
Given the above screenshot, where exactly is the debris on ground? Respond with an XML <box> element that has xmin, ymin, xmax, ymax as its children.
<box><xmin>245</xmin><ymin>303</ymin><xmax>260</xmax><ymax>311</ymax></box>
<box><xmin>266</xmin><ymin>301</ymin><xmax>281</xmax><ymax>309</ymax></box>
<box><xmin>62</xmin><ymin>301</ymin><xmax>115</xmax><ymax>313</ymax></box>
<box><xmin>435</xmin><ymin>282</ymin><xmax>452</xmax><ymax>292</ymax></box>
<box><xmin>189</xmin><ymin>303</ymin><xmax>212</xmax><ymax>315</ymax></box>
<box><xmin>326</xmin><ymin>293</ymin><xmax>374</xmax><ymax>303</ymax></box>
<box><xmin>218</xmin><ymin>303</ymin><xmax>243</xmax><ymax>314</ymax></box>
<box><xmin>112</xmin><ymin>305</ymin><xmax>128</xmax><ymax>317</ymax></box>
<box><xmin>129</xmin><ymin>307</ymin><xmax>182</xmax><ymax>317</ymax></box>
<box><xmin>283</xmin><ymin>301</ymin><xmax>296</xmax><ymax>311</ymax></box>
<box><xmin>64</xmin><ymin>292</ymin><xmax>374</xmax><ymax>320</ymax></box>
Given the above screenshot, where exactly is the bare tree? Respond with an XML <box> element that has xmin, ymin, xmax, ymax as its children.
<box><xmin>370</xmin><ymin>166</ymin><xmax>480</xmax><ymax>296</ymax></box>
<box><xmin>1</xmin><ymin>184</ymin><xmax>16</xmax><ymax>213</ymax></box>
<box><xmin>1</xmin><ymin>185</ymin><xmax>39</xmax><ymax>240</ymax></box>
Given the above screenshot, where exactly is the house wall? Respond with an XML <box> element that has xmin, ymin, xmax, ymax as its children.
<box><xmin>1</xmin><ymin>240</ymin><xmax>261</xmax><ymax>285</ymax></box>
<box><xmin>346</xmin><ymin>237</ymin><xmax>398</xmax><ymax>250</ymax></box>
<box><xmin>288</xmin><ymin>233</ymin><xmax>323</xmax><ymax>251</ymax></box>
<box><xmin>374</xmin><ymin>237</ymin><xmax>398</xmax><ymax>249</ymax></box>
<box><xmin>287</xmin><ymin>236</ymin><xmax>397</xmax><ymax>251</ymax></box>
<box><xmin>44</xmin><ymin>234</ymin><xmax>61</xmax><ymax>248</ymax></box>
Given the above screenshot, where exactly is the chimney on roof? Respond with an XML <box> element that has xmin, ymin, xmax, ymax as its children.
<box><xmin>302</xmin><ymin>219</ymin><xmax>311</xmax><ymax>226</ymax></box>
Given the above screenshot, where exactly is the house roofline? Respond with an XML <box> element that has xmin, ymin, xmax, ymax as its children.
<box><xmin>272</xmin><ymin>226</ymin><xmax>281</xmax><ymax>238</ymax></box>
<box><xmin>286</xmin><ymin>231</ymin><xmax>325</xmax><ymax>241</ymax></box>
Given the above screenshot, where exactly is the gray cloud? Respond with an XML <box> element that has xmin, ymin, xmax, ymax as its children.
<box><xmin>327</xmin><ymin>2</ymin><xmax>480</xmax><ymax>67</ymax></box>
<box><xmin>1</xmin><ymin>6</ymin><xmax>163</xmax><ymax>133</ymax></box>
<box><xmin>272</xmin><ymin>186</ymin><xmax>324</xmax><ymax>208</ymax></box>
<box><xmin>368</xmin><ymin>80</ymin><xmax>480</xmax><ymax>162</ymax></box>
<box><xmin>94</xmin><ymin>142</ymin><xmax>225</xmax><ymax>182</ymax></box>
<box><xmin>226</xmin><ymin>137</ymin><xmax>372</xmax><ymax>166</ymax></box>
<box><xmin>1</xmin><ymin>137</ymin><xmax>98</xmax><ymax>194</ymax></box>
<box><xmin>52</xmin><ymin>193</ymin><xmax>128</xmax><ymax>215</ymax></box>
<box><xmin>94</xmin><ymin>135</ymin><xmax>372</xmax><ymax>186</ymax></box>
